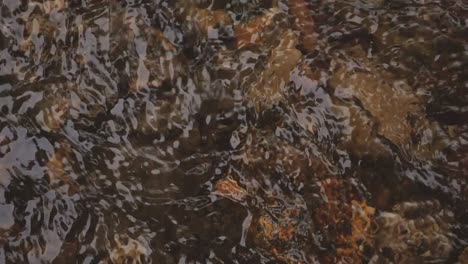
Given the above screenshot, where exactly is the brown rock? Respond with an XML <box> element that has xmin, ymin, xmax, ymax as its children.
<box><xmin>234</xmin><ymin>8</ymin><xmax>279</xmax><ymax>48</ymax></box>
<box><xmin>192</xmin><ymin>9</ymin><xmax>232</xmax><ymax>36</ymax></box>
<box><xmin>247</xmin><ymin>32</ymin><xmax>302</xmax><ymax>112</ymax></box>
<box><xmin>214</xmin><ymin>176</ymin><xmax>248</xmax><ymax>202</ymax></box>
<box><xmin>289</xmin><ymin>0</ymin><xmax>315</xmax><ymax>51</ymax></box>
<box><xmin>372</xmin><ymin>200</ymin><xmax>455</xmax><ymax>263</ymax></box>
<box><xmin>331</xmin><ymin>66</ymin><xmax>420</xmax><ymax>146</ymax></box>
<box><xmin>47</xmin><ymin>141</ymin><xmax>80</xmax><ymax>195</ymax></box>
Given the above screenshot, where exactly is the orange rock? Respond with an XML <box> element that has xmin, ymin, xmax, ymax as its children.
<box><xmin>234</xmin><ymin>8</ymin><xmax>279</xmax><ymax>48</ymax></box>
<box><xmin>289</xmin><ymin>0</ymin><xmax>315</xmax><ymax>51</ymax></box>
<box><xmin>251</xmin><ymin>207</ymin><xmax>309</xmax><ymax>263</ymax></box>
<box><xmin>47</xmin><ymin>141</ymin><xmax>79</xmax><ymax>195</ymax></box>
<box><xmin>336</xmin><ymin>200</ymin><xmax>375</xmax><ymax>262</ymax></box>
<box><xmin>191</xmin><ymin>9</ymin><xmax>232</xmax><ymax>35</ymax></box>
<box><xmin>316</xmin><ymin>178</ymin><xmax>353</xmax><ymax>227</ymax></box>
<box><xmin>214</xmin><ymin>176</ymin><xmax>248</xmax><ymax>201</ymax></box>
<box><xmin>314</xmin><ymin>178</ymin><xmax>373</xmax><ymax>262</ymax></box>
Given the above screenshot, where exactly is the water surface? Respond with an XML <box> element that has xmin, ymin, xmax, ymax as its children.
<box><xmin>0</xmin><ymin>0</ymin><xmax>467</xmax><ymax>263</ymax></box>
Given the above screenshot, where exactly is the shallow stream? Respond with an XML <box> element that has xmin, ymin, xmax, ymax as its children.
<box><xmin>0</xmin><ymin>0</ymin><xmax>467</xmax><ymax>263</ymax></box>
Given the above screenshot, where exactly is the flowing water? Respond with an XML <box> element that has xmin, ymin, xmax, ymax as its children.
<box><xmin>0</xmin><ymin>0</ymin><xmax>467</xmax><ymax>263</ymax></box>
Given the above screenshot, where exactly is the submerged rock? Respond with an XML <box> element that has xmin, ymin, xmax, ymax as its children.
<box><xmin>247</xmin><ymin>32</ymin><xmax>302</xmax><ymax>112</ymax></box>
<box><xmin>330</xmin><ymin>47</ymin><xmax>455</xmax><ymax>163</ymax></box>
<box><xmin>331</xmin><ymin>65</ymin><xmax>420</xmax><ymax>146</ymax></box>
<box><xmin>459</xmin><ymin>247</ymin><xmax>468</xmax><ymax>264</ymax></box>
<box><xmin>372</xmin><ymin>200</ymin><xmax>455</xmax><ymax>263</ymax></box>
<box><xmin>234</xmin><ymin>8</ymin><xmax>280</xmax><ymax>48</ymax></box>
<box><xmin>46</xmin><ymin>140</ymin><xmax>80</xmax><ymax>196</ymax></box>
<box><xmin>187</xmin><ymin>8</ymin><xmax>232</xmax><ymax>37</ymax></box>
<box><xmin>0</xmin><ymin>0</ymin><xmax>467</xmax><ymax>262</ymax></box>
<box><xmin>288</xmin><ymin>0</ymin><xmax>315</xmax><ymax>51</ymax></box>
<box><xmin>109</xmin><ymin>234</ymin><xmax>151</xmax><ymax>264</ymax></box>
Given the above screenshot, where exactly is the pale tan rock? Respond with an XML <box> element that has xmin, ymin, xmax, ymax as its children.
<box><xmin>247</xmin><ymin>32</ymin><xmax>302</xmax><ymax>112</ymax></box>
<box><xmin>342</xmin><ymin>106</ymin><xmax>389</xmax><ymax>157</ymax></box>
<box><xmin>372</xmin><ymin>200</ymin><xmax>455</xmax><ymax>263</ymax></box>
<box><xmin>331</xmin><ymin>52</ymin><xmax>454</xmax><ymax>161</ymax></box>
<box><xmin>42</xmin><ymin>0</ymin><xmax>66</xmax><ymax>14</ymax></box>
<box><xmin>110</xmin><ymin>234</ymin><xmax>150</xmax><ymax>264</ymax></box>
<box><xmin>331</xmin><ymin>66</ymin><xmax>420</xmax><ymax>146</ymax></box>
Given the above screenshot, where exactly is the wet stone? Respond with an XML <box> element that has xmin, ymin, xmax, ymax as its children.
<box><xmin>247</xmin><ymin>31</ymin><xmax>302</xmax><ymax>112</ymax></box>
<box><xmin>0</xmin><ymin>203</ymin><xmax>14</xmax><ymax>230</ymax></box>
<box><xmin>0</xmin><ymin>0</ymin><xmax>467</xmax><ymax>263</ymax></box>
<box><xmin>372</xmin><ymin>200</ymin><xmax>456</xmax><ymax>263</ymax></box>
